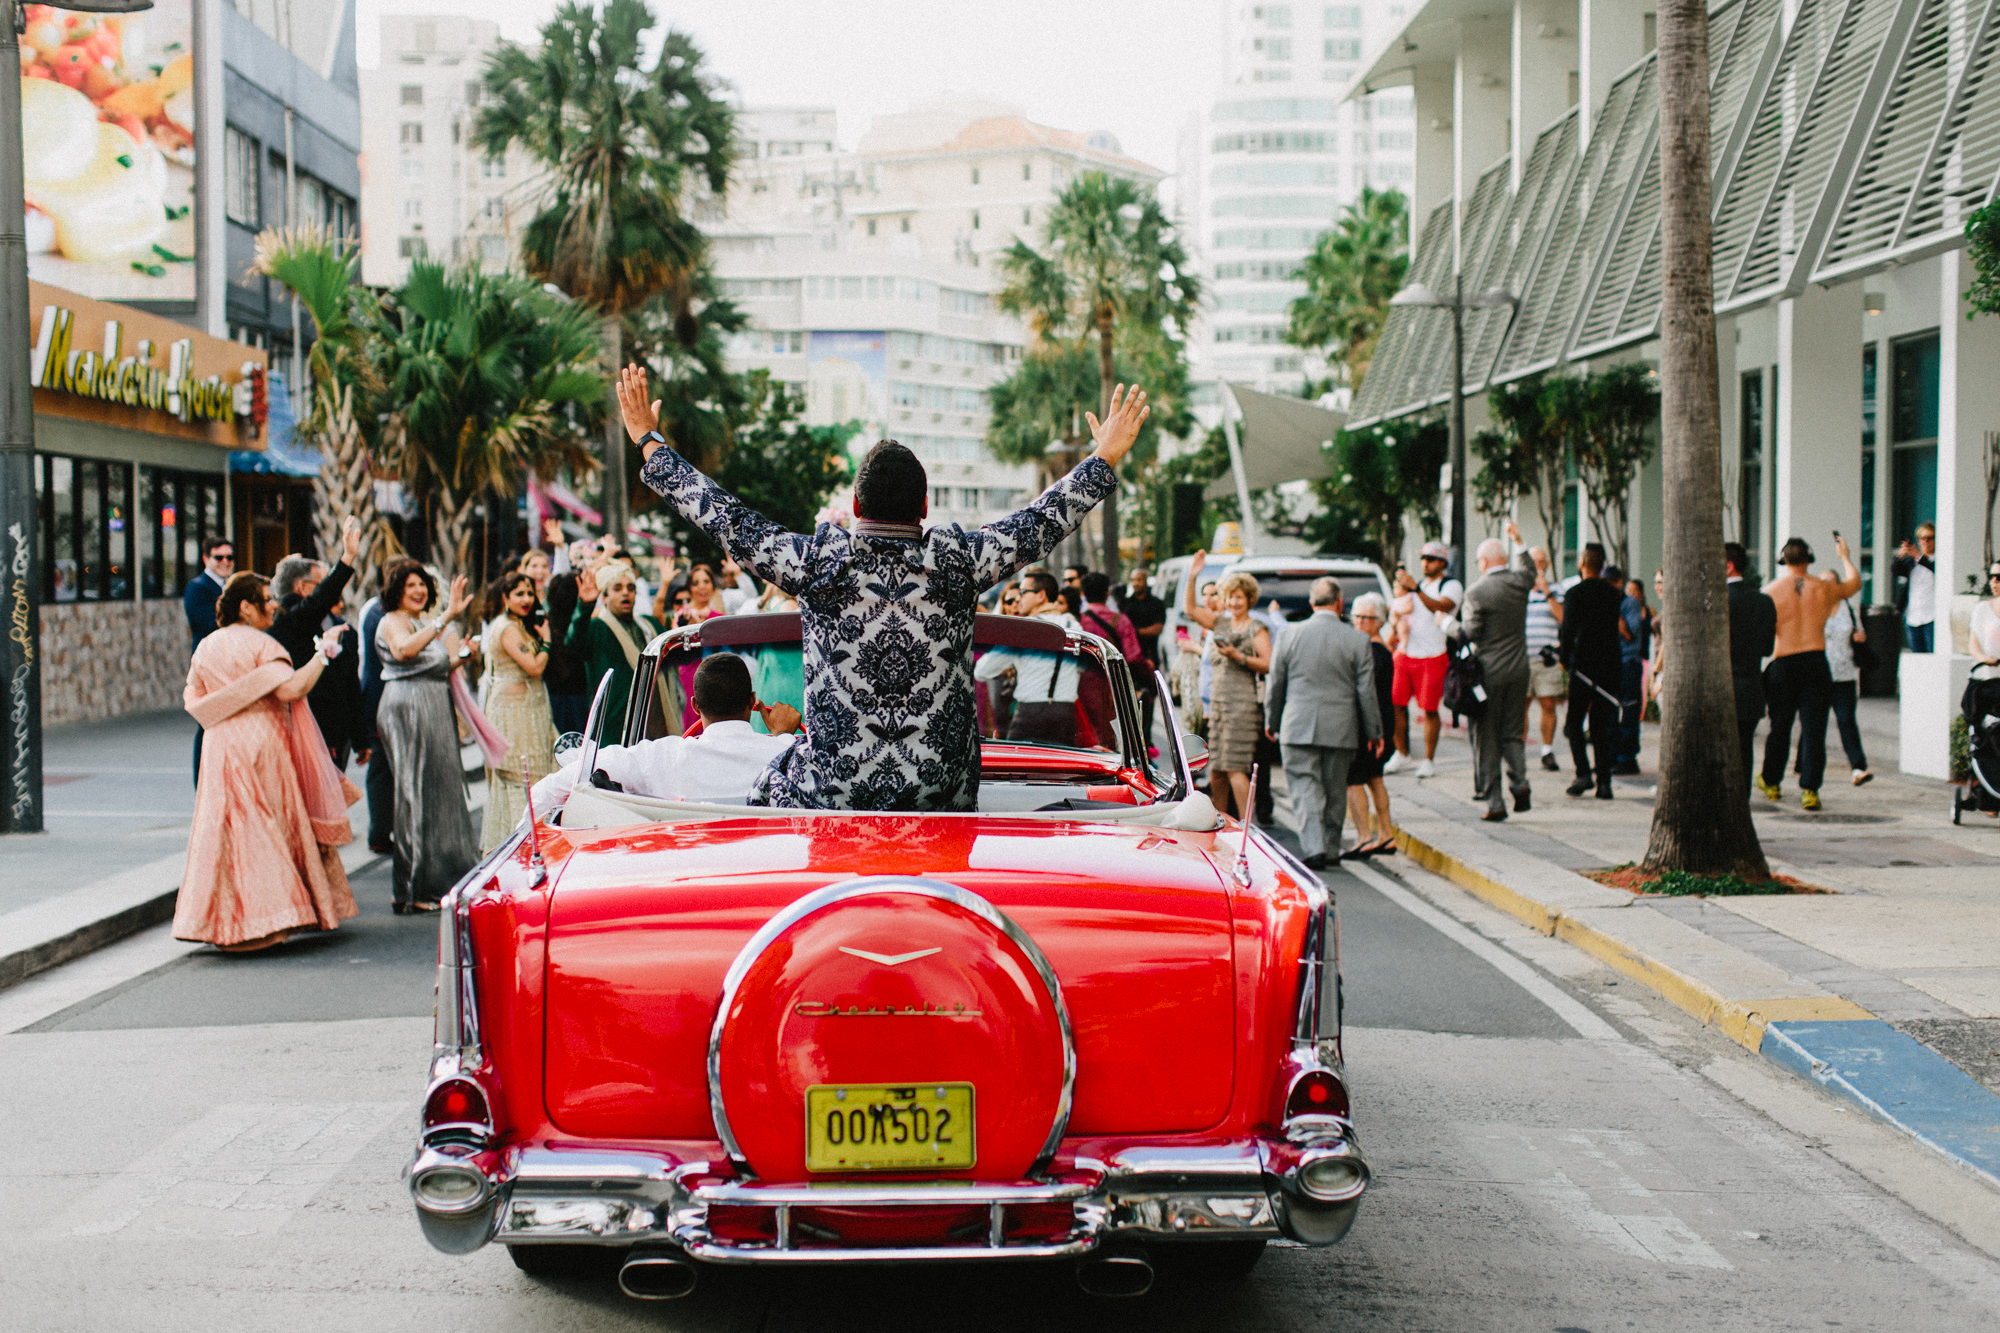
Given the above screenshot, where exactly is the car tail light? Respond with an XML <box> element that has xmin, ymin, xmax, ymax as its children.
<box><xmin>1284</xmin><ymin>1070</ymin><xmax>1349</xmax><ymax>1122</ymax></box>
<box><xmin>423</xmin><ymin>1078</ymin><xmax>491</xmax><ymax>1139</ymax></box>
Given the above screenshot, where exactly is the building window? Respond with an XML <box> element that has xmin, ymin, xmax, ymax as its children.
<box><xmin>479</xmin><ymin>235</ymin><xmax>508</xmax><ymax>263</ymax></box>
<box><xmin>1260</xmin><ymin>4</ymin><xmax>1293</xmax><ymax>24</ymax></box>
<box><xmin>866</xmin><ymin>218</ymin><xmax>877</xmax><ymax>236</ymax></box>
<box><xmin>1022</xmin><ymin>162</ymin><xmax>1031</xmax><ymax>180</ymax></box>
<box><xmin>971</xmin><ymin>166</ymin><xmax>981</xmax><ymax>185</ymax></box>
<box><xmin>1324</xmin><ymin>5</ymin><xmax>1362</xmax><ymax>26</ymax></box>
<box><xmin>403</xmin><ymin>198</ymin><xmax>422</xmax><ymax>221</ymax></box>
<box><xmin>399</xmin><ymin>236</ymin><xmax>427</xmax><ymax>259</ymax></box>
<box><xmin>1860</xmin><ymin>343</ymin><xmax>1877</xmax><ymax>602</ymax></box>
<box><xmin>1739</xmin><ymin>369</ymin><xmax>1764</xmax><ymax>560</ymax></box>
<box><xmin>931</xmin><ymin>486</ymin><xmax>951</xmax><ymax>511</ymax></box>
<box><xmin>1020</xmin><ymin>206</ymin><xmax>1031</xmax><ymax>226</ymax></box>
<box><xmin>901</xmin><ymin>216</ymin><xmax>911</xmax><ymax>232</ymax></box>
<box><xmin>1891</xmin><ymin>331</ymin><xmax>1940</xmax><ymax>555</ymax></box>
<box><xmin>400</xmin><ymin>84</ymin><xmax>423</xmax><ymax>106</ymax></box>
<box><xmin>464</xmin><ymin>80</ymin><xmax>482</xmax><ymax>106</ymax></box>
<box><xmin>224</xmin><ymin>127</ymin><xmax>260</xmax><ymax>226</ymax></box>
<box><xmin>400</xmin><ymin>122</ymin><xmax>423</xmax><ymax>145</ymax></box>
<box><xmin>481</xmin><ymin>156</ymin><xmax>505</xmax><ymax>180</ymax></box>
<box><xmin>972</xmin><ymin>209</ymin><xmax>980</xmax><ymax>229</ymax></box>
<box><xmin>958</xmin><ymin>487</ymin><xmax>981</xmax><ymax>510</ymax></box>
<box><xmin>400</xmin><ymin>158</ymin><xmax>423</xmax><ymax>181</ymax></box>
<box><xmin>482</xmin><ymin>196</ymin><xmax>505</xmax><ymax>221</ymax></box>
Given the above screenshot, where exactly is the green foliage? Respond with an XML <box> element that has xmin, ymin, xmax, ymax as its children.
<box><xmin>378</xmin><ymin>263</ymin><xmax>607</xmax><ymax>574</ymax></box>
<box><xmin>252</xmin><ymin>225</ymin><xmax>381</xmax><ymax>441</ymax></box>
<box><xmin>1318</xmin><ymin>416</ymin><xmax>1448</xmax><ymax>566</ymax></box>
<box><xmin>1469</xmin><ymin>426</ymin><xmax>1530</xmax><ymax>525</ymax></box>
<box><xmin>472</xmin><ymin>0</ymin><xmax>733</xmax><ymax>320</ymax></box>
<box><xmin>1570</xmin><ymin>363</ymin><xmax>1660</xmax><ymax>569</ymax></box>
<box><xmin>1485</xmin><ymin>375</ymin><xmax>1571</xmax><ymax>552</ymax></box>
<box><xmin>622</xmin><ymin>269</ymin><xmax>752</xmax><ymax>479</ymax></box>
<box><xmin>1643</xmin><ymin>869</ymin><xmax>1794</xmax><ymax>897</ymax></box>
<box><xmin>1965</xmin><ymin>201</ymin><xmax>2000</xmax><ymax>317</ymax></box>
<box><xmin>1286</xmin><ymin>188</ymin><xmax>1409</xmax><ymax>391</ymax></box>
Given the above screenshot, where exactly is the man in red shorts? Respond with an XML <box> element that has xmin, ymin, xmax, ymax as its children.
<box><xmin>1387</xmin><ymin>540</ymin><xmax>1461</xmax><ymax>779</ymax></box>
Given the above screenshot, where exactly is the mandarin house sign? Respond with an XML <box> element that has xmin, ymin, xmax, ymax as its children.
<box><xmin>24</xmin><ymin>280</ymin><xmax>266</xmax><ymax>447</ymax></box>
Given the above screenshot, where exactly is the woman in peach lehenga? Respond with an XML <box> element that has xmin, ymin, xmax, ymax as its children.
<box><xmin>175</xmin><ymin>571</ymin><xmax>361</xmax><ymax>952</ymax></box>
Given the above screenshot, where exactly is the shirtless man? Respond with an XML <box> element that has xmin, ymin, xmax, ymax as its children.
<box><xmin>1757</xmin><ymin>535</ymin><xmax>1861</xmax><ymax>810</ymax></box>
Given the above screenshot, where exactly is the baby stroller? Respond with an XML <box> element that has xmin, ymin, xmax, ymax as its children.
<box><xmin>1954</xmin><ymin>677</ymin><xmax>2000</xmax><ymax>823</ymax></box>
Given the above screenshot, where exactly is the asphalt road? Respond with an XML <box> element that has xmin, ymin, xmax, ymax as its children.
<box><xmin>4</xmin><ymin>854</ymin><xmax>1999</xmax><ymax>1331</ymax></box>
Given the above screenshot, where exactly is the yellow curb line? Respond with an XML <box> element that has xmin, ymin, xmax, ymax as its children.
<box><xmin>1391</xmin><ymin>828</ymin><xmax>1873</xmax><ymax>1051</ymax></box>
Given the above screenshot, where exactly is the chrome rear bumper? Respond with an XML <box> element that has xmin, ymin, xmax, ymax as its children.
<box><xmin>409</xmin><ymin>1132</ymin><xmax>1368</xmax><ymax>1262</ymax></box>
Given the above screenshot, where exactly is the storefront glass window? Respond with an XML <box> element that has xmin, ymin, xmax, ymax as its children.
<box><xmin>1890</xmin><ymin>331</ymin><xmax>1939</xmax><ymax>556</ymax></box>
<box><xmin>36</xmin><ymin>455</ymin><xmax>138</xmax><ymax>602</ymax></box>
<box><xmin>133</xmin><ymin>465</ymin><xmax>225</xmax><ymax>599</ymax></box>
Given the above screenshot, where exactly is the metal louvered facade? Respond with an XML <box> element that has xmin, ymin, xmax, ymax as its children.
<box><xmin>1347</xmin><ymin>0</ymin><xmax>2000</xmax><ymax>427</ymax></box>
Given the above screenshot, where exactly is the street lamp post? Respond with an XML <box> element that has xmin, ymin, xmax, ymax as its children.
<box><xmin>2</xmin><ymin>0</ymin><xmax>153</xmax><ymax>835</ymax></box>
<box><xmin>1389</xmin><ymin>277</ymin><xmax>1518</xmax><ymax>578</ymax></box>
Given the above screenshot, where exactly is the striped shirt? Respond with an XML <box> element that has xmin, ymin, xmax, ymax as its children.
<box><xmin>1526</xmin><ymin>586</ymin><xmax>1561</xmax><ymax>657</ymax></box>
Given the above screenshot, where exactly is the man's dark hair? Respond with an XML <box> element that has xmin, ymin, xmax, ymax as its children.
<box><xmin>1080</xmin><ymin>571</ymin><xmax>1111</xmax><ymax>603</ymax></box>
<box><xmin>1583</xmin><ymin>541</ymin><xmax>1606</xmax><ymax>560</ymax></box>
<box><xmin>1063</xmin><ymin>565</ymin><xmax>1087</xmax><ymax>581</ymax></box>
<box><xmin>1724</xmin><ymin>542</ymin><xmax>1751</xmax><ymax>576</ymax></box>
<box><xmin>1022</xmin><ymin>570</ymin><xmax>1059</xmax><ymax>603</ymax></box>
<box><xmin>692</xmin><ymin>652</ymin><xmax>756</xmax><ymax>719</ymax></box>
<box><xmin>854</xmin><ymin>440</ymin><xmax>927</xmax><ymax>523</ymax></box>
<box><xmin>1604</xmin><ymin>564</ymin><xmax>1624</xmax><ymax>585</ymax></box>
<box><xmin>1780</xmin><ymin>537</ymin><xmax>1814</xmax><ymax>568</ymax></box>
<box><xmin>1578</xmin><ymin>546</ymin><xmax>1605</xmax><ymax>575</ymax></box>
<box><xmin>202</xmin><ymin>536</ymin><xmax>233</xmax><ymax>558</ymax></box>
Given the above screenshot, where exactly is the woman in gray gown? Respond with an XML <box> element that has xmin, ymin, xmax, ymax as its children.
<box><xmin>375</xmin><ymin>558</ymin><xmax>479</xmax><ymax>912</ymax></box>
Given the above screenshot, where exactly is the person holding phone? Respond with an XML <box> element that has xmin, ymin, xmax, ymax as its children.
<box><xmin>1757</xmin><ymin>533</ymin><xmax>1862</xmax><ymax>811</ymax></box>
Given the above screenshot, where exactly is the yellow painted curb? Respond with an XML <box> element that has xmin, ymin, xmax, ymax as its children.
<box><xmin>1390</xmin><ymin>828</ymin><xmax>1875</xmax><ymax>1052</ymax></box>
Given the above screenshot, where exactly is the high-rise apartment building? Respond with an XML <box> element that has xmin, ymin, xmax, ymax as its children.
<box><xmin>1182</xmin><ymin>3</ymin><xmax>1416</xmax><ymax>395</ymax></box>
<box><xmin>708</xmin><ymin>100</ymin><xmax>1163</xmax><ymax>530</ymax></box>
<box><xmin>358</xmin><ymin>16</ymin><xmax>542</xmax><ymax>288</ymax></box>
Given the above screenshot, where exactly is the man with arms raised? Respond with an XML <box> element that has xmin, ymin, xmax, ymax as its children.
<box><xmin>618</xmin><ymin>365</ymin><xmax>1149</xmax><ymax>811</ymax></box>
<box><xmin>1757</xmin><ymin>536</ymin><xmax>1861</xmax><ymax>811</ymax></box>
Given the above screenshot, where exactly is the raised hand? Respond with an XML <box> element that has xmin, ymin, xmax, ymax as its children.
<box><xmin>576</xmin><ymin>566</ymin><xmax>598</xmax><ymax>602</ymax></box>
<box><xmin>340</xmin><ymin>515</ymin><xmax>361</xmax><ymax>564</ymax></box>
<box><xmin>617</xmin><ymin>364</ymin><xmax>664</xmax><ymax>452</ymax></box>
<box><xmin>543</xmin><ymin>518</ymin><xmax>564</xmax><ymax>546</ymax></box>
<box><xmin>445</xmin><ymin>575</ymin><xmax>471</xmax><ymax>619</ymax></box>
<box><xmin>1189</xmin><ymin>549</ymin><xmax>1206</xmax><ymax>575</ymax></box>
<box><xmin>1085</xmin><ymin>384</ymin><xmax>1151</xmax><ymax>468</ymax></box>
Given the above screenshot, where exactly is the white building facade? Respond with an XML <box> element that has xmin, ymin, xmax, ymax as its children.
<box><xmin>1349</xmin><ymin>0</ymin><xmax>2000</xmax><ymax>778</ymax></box>
<box><xmin>358</xmin><ymin>16</ymin><xmax>541</xmax><ymax>288</ymax></box>
<box><xmin>708</xmin><ymin>101</ymin><xmax>1165</xmax><ymax>531</ymax></box>
<box><xmin>1182</xmin><ymin>2</ymin><xmax>1419</xmax><ymax>395</ymax></box>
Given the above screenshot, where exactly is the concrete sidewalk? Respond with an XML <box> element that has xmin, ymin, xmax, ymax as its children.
<box><xmin>0</xmin><ymin>709</ymin><xmax>485</xmax><ymax>989</ymax></box>
<box><xmin>1374</xmin><ymin>694</ymin><xmax>2000</xmax><ymax>1189</ymax></box>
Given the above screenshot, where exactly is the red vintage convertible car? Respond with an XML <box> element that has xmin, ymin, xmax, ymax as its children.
<box><xmin>407</xmin><ymin>612</ymin><xmax>1366</xmax><ymax>1298</ymax></box>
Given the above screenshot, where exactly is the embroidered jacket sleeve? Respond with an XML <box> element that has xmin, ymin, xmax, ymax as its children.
<box><xmin>961</xmin><ymin>459</ymin><xmax>1117</xmax><ymax>587</ymax></box>
<box><xmin>639</xmin><ymin>445</ymin><xmax>818</xmax><ymax>592</ymax></box>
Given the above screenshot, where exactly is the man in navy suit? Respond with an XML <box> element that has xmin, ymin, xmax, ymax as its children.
<box><xmin>182</xmin><ymin>536</ymin><xmax>235</xmax><ymax>783</ymax></box>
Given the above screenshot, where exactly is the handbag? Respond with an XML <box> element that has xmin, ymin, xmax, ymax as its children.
<box><xmin>1441</xmin><ymin>637</ymin><xmax>1489</xmax><ymax>722</ymax></box>
<box><xmin>1846</xmin><ymin>599</ymin><xmax>1878</xmax><ymax>672</ymax></box>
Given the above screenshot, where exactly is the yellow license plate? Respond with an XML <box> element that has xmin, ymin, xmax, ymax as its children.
<box><xmin>805</xmin><ymin>1083</ymin><xmax>976</xmax><ymax>1172</ymax></box>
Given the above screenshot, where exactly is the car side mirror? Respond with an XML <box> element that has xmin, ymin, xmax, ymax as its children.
<box><xmin>1182</xmin><ymin>732</ymin><xmax>1210</xmax><ymax>773</ymax></box>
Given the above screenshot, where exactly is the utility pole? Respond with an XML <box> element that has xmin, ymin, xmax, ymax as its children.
<box><xmin>0</xmin><ymin>0</ymin><xmax>42</xmax><ymax>833</ymax></box>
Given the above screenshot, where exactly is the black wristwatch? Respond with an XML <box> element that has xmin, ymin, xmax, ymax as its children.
<box><xmin>639</xmin><ymin>430</ymin><xmax>666</xmax><ymax>449</ymax></box>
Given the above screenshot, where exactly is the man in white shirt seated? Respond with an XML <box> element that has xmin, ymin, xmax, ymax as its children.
<box><xmin>976</xmin><ymin>571</ymin><xmax>1084</xmax><ymax>744</ymax></box>
<box><xmin>530</xmin><ymin>653</ymin><xmax>801</xmax><ymax>811</ymax></box>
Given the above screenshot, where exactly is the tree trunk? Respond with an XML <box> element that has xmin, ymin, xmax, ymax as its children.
<box><xmin>601</xmin><ymin>314</ymin><xmax>629</xmax><ymax>549</ymax></box>
<box><xmin>311</xmin><ymin>383</ymin><xmax>382</xmax><ymax>617</ymax></box>
<box><xmin>431</xmin><ymin>488</ymin><xmax>482</xmax><ymax>587</ymax></box>
<box><xmin>1643</xmin><ymin>0</ymin><xmax>1769</xmax><ymax>878</ymax></box>
<box><xmin>1096</xmin><ymin>313</ymin><xmax>1120</xmax><ymax>581</ymax></box>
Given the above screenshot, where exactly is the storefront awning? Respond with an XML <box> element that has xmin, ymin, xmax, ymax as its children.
<box><xmin>1203</xmin><ymin>384</ymin><xmax>1345</xmax><ymax>500</ymax></box>
<box><xmin>230</xmin><ymin>375</ymin><xmax>321</xmax><ymax>476</ymax></box>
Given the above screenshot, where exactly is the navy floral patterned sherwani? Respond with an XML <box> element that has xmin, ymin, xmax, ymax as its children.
<box><xmin>639</xmin><ymin>447</ymin><xmax>1116</xmax><ymax>811</ymax></box>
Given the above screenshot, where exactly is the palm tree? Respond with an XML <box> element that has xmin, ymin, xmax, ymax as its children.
<box><xmin>1287</xmin><ymin>187</ymin><xmax>1409</xmax><ymax>392</ymax></box>
<box><xmin>381</xmin><ymin>263</ymin><xmax>606</xmax><ymax>580</ymax></box>
<box><xmin>253</xmin><ymin>224</ymin><xmax>386</xmax><ymax>595</ymax></box>
<box><xmin>472</xmin><ymin>0</ymin><xmax>734</xmax><ymax>543</ymax></box>
<box><xmin>1643</xmin><ymin>0</ymin><xmax>1769</xmax><ymax>878</ymax></box>
<box><xmin>996</xmin><ymin>172</ymin><xmax>1200</xmax><ymax>578</ymax></box>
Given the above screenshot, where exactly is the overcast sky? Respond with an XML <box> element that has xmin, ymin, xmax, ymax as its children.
<box><xmin>353</xmin><ymin>0</ymin><xmax>1225</xmax><ymax>175</ymax></box>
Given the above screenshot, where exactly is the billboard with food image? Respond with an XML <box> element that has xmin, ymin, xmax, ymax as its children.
<box><xmin>20</xmin><ymin>2</ymin><xmax>195</xmax><ymax>302</ymax></box>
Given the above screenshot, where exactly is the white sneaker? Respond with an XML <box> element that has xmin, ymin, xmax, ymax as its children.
<box><xmin>1382</xmin><ymin>751</ymin><xmax>1410</xmax><ymax>774</ymax></box>
<box><xmin>1416</xmin><ymin>759</ymin><xmax>1435</xmax><ymax>779</ymax></box>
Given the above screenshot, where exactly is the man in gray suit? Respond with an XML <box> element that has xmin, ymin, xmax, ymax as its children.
<box><xmin>1265</xmin><ymin>578</ymin><xmax>1384</xmax><ymax>868</ymax></box>
<box><xmin>1462</xmin><ymin>519</ymin><xmax>1537</xmax><ymax>821</ymax></box>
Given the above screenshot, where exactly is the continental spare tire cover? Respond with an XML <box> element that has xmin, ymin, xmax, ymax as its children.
<box><xmin>711</xmin><ymin>878</ymin><xmax>1073</xmax><ymax>1180</ymax></box>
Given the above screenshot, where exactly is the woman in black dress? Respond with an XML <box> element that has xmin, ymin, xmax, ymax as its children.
<box><xmin>1344</xmin><ymin>592</ymin><xmax>1399</xmax><ymax>857</ymax></box>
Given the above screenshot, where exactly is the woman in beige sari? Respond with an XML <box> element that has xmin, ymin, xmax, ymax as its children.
<box><xmin>478</xmin><ymin>571</ymin><xmax>556</xmax><ymax>849</ymax></box>
<box><xmin>177</xmin><ymin>572</ymin><xmax>361</xmax><ymax>952</ymax></box>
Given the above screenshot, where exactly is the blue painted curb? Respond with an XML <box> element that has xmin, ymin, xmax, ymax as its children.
<box><xmin>1761</xmin><ymin>1019</ymin><xmax>2000</xmax><ymax>1187</ymax></box>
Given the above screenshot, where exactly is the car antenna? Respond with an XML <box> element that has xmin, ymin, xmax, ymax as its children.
<box><xmin>1232</xmin><ymin>764</ymin><xmax>1258</xmax><ymax>886</ymax></box>
<box><xmin>519</xmin><ymin>751</ymin><xmax>548</xmax><ymax>888</ymax></box>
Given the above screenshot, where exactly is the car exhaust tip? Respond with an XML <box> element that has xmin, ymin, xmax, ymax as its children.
<box><xmin>618</xmin><ymin>1251</ymin><xmax>699</xmax><ymax>1301</ymax></box>
<box><xmin>1075</xmin><ymin>1248</ymin><xmax>1153</xmax><ymax>1298</ymax></box>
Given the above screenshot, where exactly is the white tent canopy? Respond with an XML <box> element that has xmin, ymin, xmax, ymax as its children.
<box><xmin>1202</xmin><ymin>384</ymin><xmax>1345</xmax><ymax>501</ymax></box>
